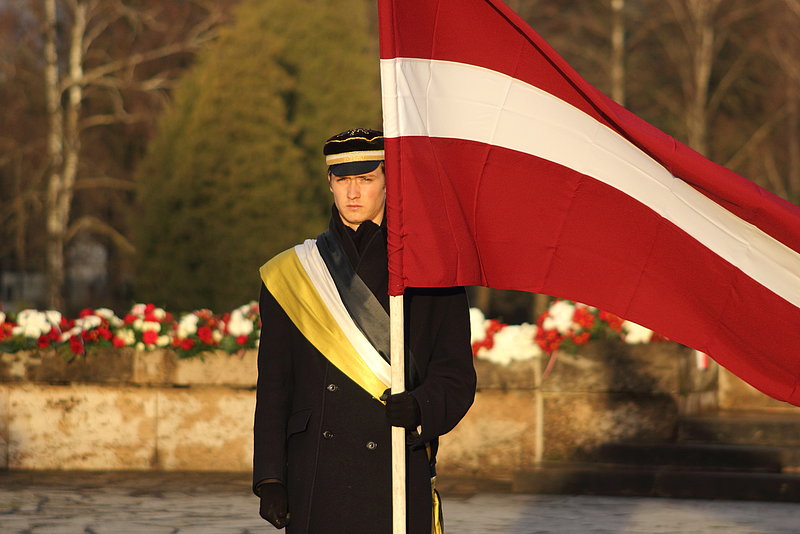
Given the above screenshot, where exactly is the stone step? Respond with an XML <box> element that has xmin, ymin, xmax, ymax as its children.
<box><xmin>677</xmin><ymin>411</ymin><xmax>800</xmax><ymax>447</ymax></box>
<box><xmin>513</xmin><ymin>463</ymin><xmax>800</xmax><ymax>501</ymax></box>
<box><xmin>582</xmin><ymin>442</ymin><xmax>800</xmax><ymax>473</ymax></box>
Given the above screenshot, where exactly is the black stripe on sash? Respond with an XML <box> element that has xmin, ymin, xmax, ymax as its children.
<box><xmin>316</xmin><ymin>231</ymin><xmax>392</xmax><ymax>363</ymax></box>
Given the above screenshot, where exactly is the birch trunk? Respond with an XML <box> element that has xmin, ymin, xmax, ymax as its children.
<box><xmin>43</xmin><ymin>0</ymin><xmax>88</xmax><ymax>310</ymax></box>
<box><xmin>682</xmin><ymin>0</ymin><xmax>720</xmax><ymax>156</ymax></box>
<box><xmin>787</xmin><ymin>42</ymin><xmax>800</xmax><ymax>201</ymax></box>
<box><xmin>610</xmin><ymin>0</ymin><xmax>626</xmax><ymax>106</ymax></box>
<box><xmin>44</xmin><ymin>0</ymin><xmax>66</xmax><ymax>310</ymax></box>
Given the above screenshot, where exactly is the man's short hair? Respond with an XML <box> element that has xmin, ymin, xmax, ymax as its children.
<box><xmin>324</xmin><ymin>128</ymin><xmax>384</xmax><ymax>176</ymax></box>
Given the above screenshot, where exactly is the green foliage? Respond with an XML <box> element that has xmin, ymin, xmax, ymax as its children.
<box><xmin>134</xmin><ymin>0</ymin><xmax>380</xmax><ymax>311</ymax></box>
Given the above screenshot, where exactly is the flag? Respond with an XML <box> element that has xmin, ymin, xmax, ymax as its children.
<box><xmin>378</xmin><ymin>0</ymin><xmax>800</xmax><ymax>405</ymax></box>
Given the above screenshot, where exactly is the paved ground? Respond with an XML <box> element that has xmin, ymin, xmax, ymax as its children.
<box><xmin>2</xmin><ymin>471</ymin><xmax>800</xmax><ymax>533</ymax></box>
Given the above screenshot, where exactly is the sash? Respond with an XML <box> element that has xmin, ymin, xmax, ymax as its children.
<box><xmin>316</xmin><ymin>230</ymin><xmax>391</xmax><ymax>361</ymax></box>
<box><xmin>260</xmin><ymin>240</ymin><xmax>391</xmax><ymax>400</ymax></box>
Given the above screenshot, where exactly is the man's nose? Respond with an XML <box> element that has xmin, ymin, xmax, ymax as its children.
<box><xmin>347</xmin><ymin>181</ymin><xmax>360</xmax><ymax>198</ymax></box>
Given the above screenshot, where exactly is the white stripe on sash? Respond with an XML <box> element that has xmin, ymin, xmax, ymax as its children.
<box><xmin>294</xmin><ymin>239</ymin><xmax>392</xmax><ymax>389</ymax></box>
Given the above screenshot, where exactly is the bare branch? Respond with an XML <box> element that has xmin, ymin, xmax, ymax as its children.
<box><xmin>66</xmin><ymin>215</ymin><xmax>136</xmax><ymax>255</ymax></box>
<box><xmin>74</xmin><ymin>176</ymin><xmax>136</xmax><ymax>191</ymax></box>
<box><xmin>724</xmin><ymin>106</ymin><xmax>787</xmax><ymax>170</ymax></box>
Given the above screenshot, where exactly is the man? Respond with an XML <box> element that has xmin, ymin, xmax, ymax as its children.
<box><xmin>253</xmin><ymin>128</ymin><xmax>476</xmax><ymax>534</ymax></box>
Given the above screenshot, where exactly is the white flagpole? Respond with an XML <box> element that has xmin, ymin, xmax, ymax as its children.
<box><xmin>389</xmin><ymin>294</ymin><xmax>406</xmax><ymax>534</ymax></box>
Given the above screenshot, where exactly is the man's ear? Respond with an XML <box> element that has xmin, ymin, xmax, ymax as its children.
<box><xmin>327</xmin><ymin>172</ymin><xmax>333</xmax><ymax>192</ymax></box>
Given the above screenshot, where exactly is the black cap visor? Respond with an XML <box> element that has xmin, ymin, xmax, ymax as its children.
<box><xmin>329</xmin><ymin>160</ymin><xmax>382</xmax><ymax>177</ymax></box>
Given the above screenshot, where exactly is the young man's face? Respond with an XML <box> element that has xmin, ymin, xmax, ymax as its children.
<box><xmin>328</xmin><ymin>164</ymin><xmax>386</xmax><ymax>230</ymax></box>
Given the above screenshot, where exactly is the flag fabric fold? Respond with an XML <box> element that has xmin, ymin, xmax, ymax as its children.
<box><xmin>378</xmin><ymin>0</ymin><xmax>800</xmax><ymax>405</ymax></box>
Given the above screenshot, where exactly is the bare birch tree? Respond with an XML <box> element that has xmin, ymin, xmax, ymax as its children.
<box><xmin>38</xmin><ymin>0</ymin><xmax>227</xmax><ymax>309</ymax></box>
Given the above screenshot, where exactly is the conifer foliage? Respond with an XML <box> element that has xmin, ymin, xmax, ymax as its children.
<box><xmin>135</xmin><ymin>0</ymin><xmax>381</xmax><ymax>311</ymax></box>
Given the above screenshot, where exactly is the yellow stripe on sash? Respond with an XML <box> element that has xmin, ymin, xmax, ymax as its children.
<box><xmin>260</xmin><ymin>249</ymin><xmax>389</xmax><ymax>400</ymax></box>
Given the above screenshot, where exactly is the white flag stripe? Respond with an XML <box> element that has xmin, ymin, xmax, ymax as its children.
<box><xmin>380</xmin><ymin>57</ymin><xmax>800</xmax><ymax>309</ymax></box>
<box><xmin>295</xmin><ymin>240</ymin><xmax>392</xmax><ymax>388</ymax></box>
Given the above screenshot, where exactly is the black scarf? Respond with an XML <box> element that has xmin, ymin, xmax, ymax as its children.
<box><xmin>327</xmin><ymin>205</ymin><xmax>389</xmax><ymax>313</ymax></box>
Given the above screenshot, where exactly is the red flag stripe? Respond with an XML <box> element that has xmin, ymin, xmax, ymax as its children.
<box><xmin>380</xmin><ymin>58</ymin><xmax>800</xmax><ymax>309</ymax></box>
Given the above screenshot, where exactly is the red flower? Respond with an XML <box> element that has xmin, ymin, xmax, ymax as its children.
<box><xmin>79</xmin><ymin>308</ymin><xmax>94</xmax><ymax>318</ymax></box>
<box><xmin>37</xmin><ymin>335</ymin><xmax>51</xmax><ymax>348</ymax></box>
<box><xmin>142</xmin><ymin>330</ymin><xmax>158</xmax><ymax>345</ymax></box>
<box><xmin>599</xmin><ymin>310</ymin><xmax>624</xmax><ymax>332</ymax></box>
<box><xmin>197</xmin><ymin>325</ymin><xmax>215</xmax><ymax>345</ymax></box>
<box><xmin>98</xmin><ymin>327</ymin><xmax>113</xmax><ymax>341</ymax></box>
<box><xmin>573</xmin><ymin>307</ymin><xmax>595</xmax><ymax>330</ymax></box>
<box><xmin>236</xmin><ymin>335</ymin><xmax>249</xmax><ymax>345</ymax></box>
<box><xmin>535</xmin><ymin>327</ymin><xmax>562</xmax><ymax>353</ymax></box>
<box><xmin>571</xmin><ymin>331</ymin><xmax>591</xmax><ymax>345</ymax></box>
<box><xmin>112</xmin><ymin>336</ymin><xmax>127</xmax><ymax>348</ymax></box>
<box><xmin>180</xmin><ymin>338</ymin><xmax>195</xmax><ymax>350</ymax></box>
<box><xmin>69</xmin><ymin>336</ymin><xmax>84</xmax><ymax>355</ymax></box>
<box><xmin>124</xmin><ymin>313</ymin><xmax>137</xmax><ymax>324</ymax></box>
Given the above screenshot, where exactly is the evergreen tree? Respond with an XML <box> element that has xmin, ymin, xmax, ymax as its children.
<box><xmin>134</xmin><ymin>0</ymin><xmax>380</xmax><ymax>311</ymax></box>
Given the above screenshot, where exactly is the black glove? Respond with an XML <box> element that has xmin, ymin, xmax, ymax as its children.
<box><xmin>382</xmin><ymin>388</ymin><xmax>422</xmax><ymax>429</ymax></box>
<box><xmin>258</xmin><ymin>481</ymin><xmax>290</xmax><ymax>529</ymax></box>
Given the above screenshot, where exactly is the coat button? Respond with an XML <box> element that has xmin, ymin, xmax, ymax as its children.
<box><xmin>366</xmin><ymin>441</ymin><xmax>378</xmax><ymax>450</ymax></box>
<box><xmin>322</xmin><ymin>430</ymin><xmax>334</xmax><ymax>439</ymax></box>
<box><xmin>326</xmin><ymin>384</ymin><xmax>339</xmax><ymax>392</ymax></box>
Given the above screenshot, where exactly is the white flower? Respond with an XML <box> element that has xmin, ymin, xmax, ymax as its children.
<box><xmin>75</xmin><ymin>315</ymin><xmax>102</xmax><ymax>330</ymax></box>
<box><xmin>622</xmin><ymin>320</ymin><xmax>653</xmax><ymax>344</ymax></box>
<box><xmin>543</xmin><ymin>301</ymin><xmax>576</xmax><ymax>334</ymax></box>
<box><xmin>0</xmin><ymin>312</ymin><xmax>5</xmax><ymax>324</ymax></box>
<box><xmin>468</xmin><ymin>308</ymin><xmax>487</xmax><ymax>344</ymax></box>
<box><xmin>156</xmin><ymin>335</ymin><xmax>170</xmax><ymax>347</ymax></box>
<box><xmin>60</xmin><ymin>327</ymin><xmax>81</xmax><ymax>342</ymax></box>
<box><xmin>212</xmin><ymin>330</ymin><xmax>222</xmax><ymax>343</ymax></box>
<box><xmin>44</xmin><ymin>310</ymin><xmax>62</xmax><ymax>326</ymax></box>
<box><xmin>153</xmin><ymin>308</ymin><xmax>166</xmax><ymax>320</ymax></box>
<box><xmin>12</xmin><ymin>310</ymin><xmax>57</xmax><ymax>338</ymax></box>
<box><xmin>131</xmin><ymin>303</ymin><xmax>146</xmax><ymax>315</ymax></box>
<box><xmin>94</xmin><ymin>308</ymin><xmax>121</xmax><ymax>327</ymax></box>
<box><xmin>136</xmin><ymin>342</ymin><xmax>145</xmax><ymax>351</ymax></box>
<box><xmin>141</xmin><ymin>321</ymin><xmax>161</xmax><ymax>333</ymax></box>
<box><xmin>116</xmin><ymin>329</ymin><xmax>135</xmax><ymax>346</ymax></box>
<box><xmin>133</xmin><ymin>318</ymin><xmax>144</xmax><ymax>331</ymax></box>
<box><xmin>227</xmin><ymin>309</ymin><xmax>254</xmax><ymax>337</ymax></box>
<box><xmin>478</xmin><ymin>323</ymin><xmax>542</xmax><ymax>365</ymax></box>
<box><xmin>177</xmin><ymin>314</ymin><xmax>199</xmax><ymax>338</ymax></box>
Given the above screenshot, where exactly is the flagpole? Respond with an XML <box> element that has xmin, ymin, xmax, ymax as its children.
<box><xmin>389</xmin><ymin>294</ymin><xmax>406</xmax><ymax>534</ymax></box>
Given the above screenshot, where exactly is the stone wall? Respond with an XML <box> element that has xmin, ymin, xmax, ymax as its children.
<box><xmin>0</xmin><ymin>341</ymin><xmax>786</xmax><ymax>477</ymax></box>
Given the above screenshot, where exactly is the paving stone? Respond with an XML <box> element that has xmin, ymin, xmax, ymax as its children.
<box><xmin>2</xmin><ymin>471</ymin><xmax>800</xmax><ymax>533</ymax></box>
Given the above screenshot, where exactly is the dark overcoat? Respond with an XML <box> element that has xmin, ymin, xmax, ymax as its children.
<box><xmin>252</xmin><ymin>210</ymin><xmax>476</xmax><ymax>534</ymax></box>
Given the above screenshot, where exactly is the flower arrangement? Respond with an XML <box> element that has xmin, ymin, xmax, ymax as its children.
<box><xmin>469</xmin><ymin>299</ymin><xmax>668</xmax><ymax>365</ymax></box>
<box><xmin>0</xmin><ymin>302</ymin><xmax>260</xmax><ymax>359</ymax></box>
<box><xmin>0</xmin><ymin>297</ymin><xmax>663</xmax><ymax>363</ymax></box>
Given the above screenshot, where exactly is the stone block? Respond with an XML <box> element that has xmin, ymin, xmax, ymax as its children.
<box><xmin>132</xmin><ymin>350</ymin><xmax>177</xmax><ymax>385</ymax></box>
<box><xmin>155</xmin><ymin>387</ymin><xmax>255</xmax><ymax>471</ymax></box>
<box><xmin>437</xmin><ymin>390</ymin><xmax>537</xmax><ymax>479</ymax></box>
<box><xmin>0</xmin><ymin>386</ymin><xmax>8</xmax><ymax>468</ymax></box>
<box><xmin>542</xmin><ymin>392</ymin><xmax>678</xmax><ymax>461</ymax></box>
<box><xmin>474</xmin><ymin>358</ymin><xmax>538</xmax><ymax>390</ymax></box>
<box><xmin>31</xmin><ymin>348</ymin><xmax>137</xmax><ymax>383</ymax></box>
<box><xmin>6</xmin><ymin>384</ymin><xmax>157</xmax><ymax>469</ymax></box>
<box><xmin>718</xmin><ymin>368</ymin><xmax>800</xmax><ymax>412</ymax></box>
<box><xmin>541</xmin><ymin>340</ymin><xmax>689</xmax><ymax>395</ymax></box>
<box><xmin>0</xmin><ymin>351</ymin><xmax>40</xmax><ymax>382</ymax></box>
<box><xmin>173</xmin><ymin>350</ymin><xmax>257</xmax><ymax>387</ymax></box>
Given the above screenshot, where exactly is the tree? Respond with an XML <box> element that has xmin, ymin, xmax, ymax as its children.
<box><xmin>0</xmin><ymin>0</ymin><xmax>231</xmax><ymax>311</ymax></box>
<box><xmin>134</xmin><ymin>0</ymin><xmax>381</xmax><ymax>311</ymax></box>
